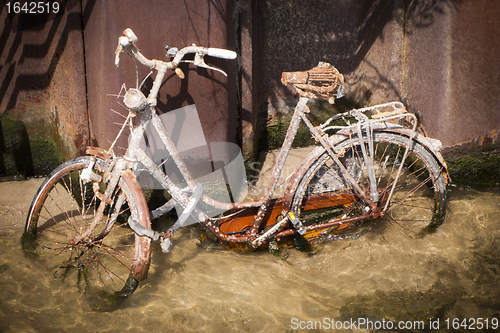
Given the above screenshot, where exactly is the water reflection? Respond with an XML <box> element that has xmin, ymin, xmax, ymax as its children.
<box><xmin>0</xmin><ymin>186</ymin><xmax>499</xmax><ymax>332</ymax></box>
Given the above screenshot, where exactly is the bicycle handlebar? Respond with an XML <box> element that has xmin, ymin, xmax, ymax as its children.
<box><xmin>115</xmin><ymin>28</ymin><xmax>236</xmax><ymax>69</ymax></box>
<box><xmin>206</xmin><ymin>47</ymin><xmax>237</xmax><ymax>59</ymax></box>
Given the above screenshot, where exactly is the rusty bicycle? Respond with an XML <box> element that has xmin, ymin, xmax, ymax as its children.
<box><xmin>23</xmin><ymin>29</ymin><xmax>449</xmax><ymax>298</ymax></box>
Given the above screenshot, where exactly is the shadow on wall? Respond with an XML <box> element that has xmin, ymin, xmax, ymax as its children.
<box><xmin>254</xmin><ymin>0</ymin><xmax>465</xmax><ymax>152</ymax></box>
<box><xmin>0</xmin><ymin>113</ymin><xmax>65</xmax><ymax>177</ymax></box>
<box><xmin>401</xmin><ymin>0</ymin><xmax>464</xmax><ymax>32</ymax></box>
<box><xmin>0</xmin><ymin>116</ymin><xmax>33</xmax><ymax>177</ymax></box>
<box><xmin>0</xmin><ymin>0</ymin><xmax>97</xmax><ymax>177</ymax></box>
<box><xmin>257</xmin><ymin>0</ymin><xmax>464</xmax><ymax>102</ymax></box>
<box><xmin>82</xmin><ymin>0</ymin><xmax>235</xmax><ymax>157</ymax></box>
<box><xmin>0</xmin><ymin>0</ymin><xmax>93</xmax><ymax>109</ymax></box>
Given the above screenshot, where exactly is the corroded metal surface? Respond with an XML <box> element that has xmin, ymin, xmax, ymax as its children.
<box><xmin>250</xmin><ymin>98</ymin><xmax>308</xmax><ymax>237</ymax></box>
<box><xmin>281</xmin><ymin>62</ymin><xmax>344</xmax><ymax>104</ymax></box>
<box><xmin>121</xmin><ymin>169</ymin><xmax>152</xmax><ymax>282</ymax></box>
<box><xmin>83</xmin><ymin>0</ymin><xmax>235</xmax><ymax>155</ymax></box>
<box><xmin>0</xmin><ymin>1</ymin><xmax>90</xmax><ymax>176</ymax></box>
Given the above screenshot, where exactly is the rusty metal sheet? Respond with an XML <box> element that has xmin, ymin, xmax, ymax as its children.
<box><xmin>82</xmin><ymin>0</ymin><xmax>235</xmax><ymax>156</ymax></box>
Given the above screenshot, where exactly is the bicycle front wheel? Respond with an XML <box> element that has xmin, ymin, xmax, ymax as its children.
<box><xmin>23</xmin><ymin>156</ymin><xmax>152</xmax><ymax>297</ymax></box>
<box><xmin>291</xmin><ymin>131</ymin><xmax>447</xmax><ymax>240</ymax></box>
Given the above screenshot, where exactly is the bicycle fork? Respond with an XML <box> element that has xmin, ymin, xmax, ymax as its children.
<box><xmin>70</xmin><ymin>158</ymin><xmax>128</xmax><ymax>246</ymax></box>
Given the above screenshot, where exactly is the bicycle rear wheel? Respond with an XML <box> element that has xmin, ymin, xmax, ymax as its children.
<box><xmin>291</xmin><ymin>131</ymin><xmax>447</xmax><ymax>240</ymax></box>
<box><xmin>23</xmin><ymin>156</ymin><xmax>152</xmax><ymax>297</ymax></box>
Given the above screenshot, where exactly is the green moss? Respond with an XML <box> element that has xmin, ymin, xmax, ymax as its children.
<box><xmin>142</xmin><ymin>189</ymin><xmax>172</xmax><ymax>209</ymax></box>
<box><xmin>262</xmin><ymin>97</ymin><xmax>365</xmax><ymax>152</ymax></box>
<box><xmin>266</xmin><ymin>116</ymin><xmax>290</xmax><ymax>150</ymax></box>
<box><xmin>1</xmin><ymin>154</ymin><xmax>17</xmax><ymax>175</ymax></box>
<box><xmin>30</xmin><ymin>138</ymin><xmax>64</xmax><ymax>176</ymax></box>
<box><xmin>0</xmin><ymin>112</ymin><xmax>64</xmax><ymax>177</ymax></box>
<box><xmin>0</xmin><ymin>116</ymin><xmax>24</xmax><ymax>151</ymax></box>
<box><xmin>447</xmin><ymin>152</ymin><xmax>500</xmax><ymax>187</ymax></box>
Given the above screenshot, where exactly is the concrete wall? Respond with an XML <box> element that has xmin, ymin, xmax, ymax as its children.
<box><xmin>247</xmin><ymin>0</ymin><xmax>405</xmax><ymax>156</ymax></box>
<box><xmin>402</xmin><ymin>0</ymin><xmax>500</xmax><ymax>151</ymax></box>
<box><xmin>0</xmin><ymin>0</ymin><xmax>235</xmax><ymax>177</ymax></box>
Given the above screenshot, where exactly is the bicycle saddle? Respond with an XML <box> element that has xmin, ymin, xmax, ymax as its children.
<box><xmin>281</xmin><ymin>62</ymin><xmax>344</xmax><ymax>104</ymax></box>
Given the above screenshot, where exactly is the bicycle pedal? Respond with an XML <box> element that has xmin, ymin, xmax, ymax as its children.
<box><xmin>160</xmin><ymin>237</ymin><xmax>172</xmax><ymax>253</ymax></box>
<box><xmin>287</xmin><ymin>212</ymin><xmax>306</xmax><ymax>235</ymax></box>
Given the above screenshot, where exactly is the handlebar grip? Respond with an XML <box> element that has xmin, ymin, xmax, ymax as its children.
<box><xmin>115</xmin><ymin>37</ymin><xmax>130</xmax><ymax>66</ymax></box>
<box><xmin>124</xmin><ymin>28</ymin><xmax>138</xmax><ymax>44</ymax></box>
<box><xmin>206</xmin><ymin>48</ymin><xmax>237</xmax><ymax>59</ymax></box>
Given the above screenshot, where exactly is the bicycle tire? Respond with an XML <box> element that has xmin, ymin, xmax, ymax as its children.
<box><xmin>291</xmin><ymin>131</ymin><xmax>447</xmax><ymax>240</ymax></box>
<box><xmin>23</xmin><ymin>156</ymin><xmax>152</xmax><ymax>297</ymax></box>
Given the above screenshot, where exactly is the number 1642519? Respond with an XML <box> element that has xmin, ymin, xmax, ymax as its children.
<box><xmin>6</xmin><ymin>2</ymin><xmax>60</xmax><ymax>14</ymax></box>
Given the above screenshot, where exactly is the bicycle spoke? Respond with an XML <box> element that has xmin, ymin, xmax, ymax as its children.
<box><xmin>292</xmin><ymin>132</ymin><xmax>447</xmax><ymax>240</ymax></box>
<box><xmin>25</xmin><ymin>157</ymin><xmax>151</xmax><ymax>296</ymax></box>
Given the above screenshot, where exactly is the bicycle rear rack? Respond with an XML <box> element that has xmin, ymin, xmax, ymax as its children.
<box><xmin>320</xmin><ymin>101</ymin><xmax>413</xmax><ymax>132</ymax></box>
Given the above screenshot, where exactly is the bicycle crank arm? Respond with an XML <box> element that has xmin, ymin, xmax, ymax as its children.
<box><xmin>161</xmin><ymin>181</ymin><xmax>204</xmax><ymax>253</ymax></box>
<box><xmin>251</xmin><ymin>216</ymin><xmax>288</xmax><ymax>248</ymax></box>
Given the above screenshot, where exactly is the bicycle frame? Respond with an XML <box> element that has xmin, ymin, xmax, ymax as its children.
<box><xmin>86</xmin><ymin>28</ymin><xmax>443</xmax><ymax>250</ymax></box>
<box><xmin>112</xmin><ymin>95</ymin><xmax>418</xmax><ymax>247</ymax></box>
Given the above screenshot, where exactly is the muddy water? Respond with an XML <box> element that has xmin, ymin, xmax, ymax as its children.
<box><xmin>1</xmin><ymin>157</ymin><xmax>500</xmax><ymax>332</ymax></box>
